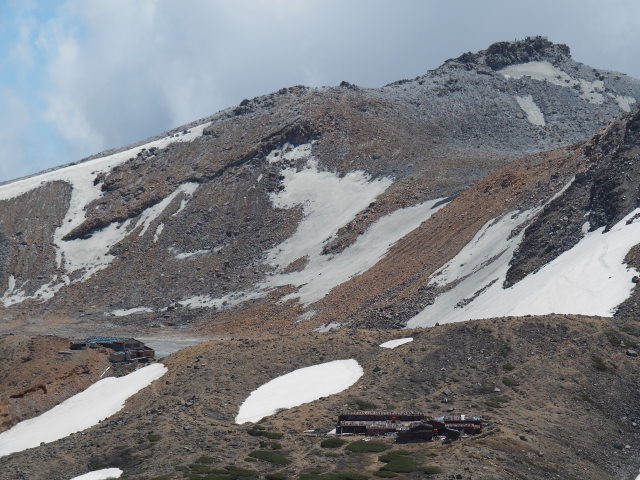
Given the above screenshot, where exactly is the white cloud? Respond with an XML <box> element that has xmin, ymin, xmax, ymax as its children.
<box><xmin>2</xmin><ymin>0</ymin><xmax>640</xmax><ymax>182</ymax></box>
<box><xmin>0</xmin><ymin>89</ymin><xmax>31</xmax><ymax>181</ymax></box>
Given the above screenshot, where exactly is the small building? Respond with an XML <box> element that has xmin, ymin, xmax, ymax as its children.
<box><xmin>70</xmin><ymin>337</ymin><xmax>155</xmax><ymax>363</ymax></box>
<box><xmin>335</xmin><ymin>411</ymin><xmax>481</xmax><ymax>441</ymax></box>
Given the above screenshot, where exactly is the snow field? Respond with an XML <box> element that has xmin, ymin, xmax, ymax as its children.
<box><xmin>0</xmin><ymin>123</ymin><xmax>210</xmax><ymax>306</ymax></box>
<box><xmin>515</xmin><ymin>95</ymin><xmax>545</xmax><ymax>126</ymax></box>
<box><xmin>408</xmin><ymin>206</ymin><xmax>640</xmax><ymax>327</ymax></box>
<box><xmin>108</xmin><ymin>307</ymin><xmax>154</xmax><ymax>317</ymax></box>
<box><xmin>499</xmin><ymin>61</ymin><xmax>605</xmax><ymax>104</ymax></box>
<box><xmin>269</xmin><ymin>197</ymin><xmax>447</xmax><ymax>305</ymax></box>
<box><xmin>500</xmin><ymin>61</ymin><xmax>635</xmax><ymax>110</ymax></box>
<box><xmin>174</xmin><ymin>249</ymin><xmax>210</xmax><ymax>260</ymax></box>
<box><xmin>266</xmin><ymin>153</ymin><xmax>392</xmax><ymax>268</ymax></box>
<box><xmin>179</xmin><ymin>144</ymin><xmax>447</xmax><ymax>310</ymax></box>
<box><xmin>235</xmin><ymin>359</ymin><xmax>363</xmax><ymax>424</ymax></box>
<box><xmin>0</xmin><ymin>363</ymin><xmax>167</xmax><ymax>457</ymax></box>
<box><xmin>69</xmin><ymin>469</ymin><xmax>123</xmax><ymax>480</ymax></box>
<box><xmin>314</xmin><ymin>322</ymin><xmax>341</xmax><ymax>332</ymax></box>
<box><xmin>611</xmin><ymin>94</ymin><xmax>636</xmax><ymax>112</ymax></box>
<box><xmin>379</xmin><ymin>337</ymin><xmax>413</xmax><ymax>349</ymax></box>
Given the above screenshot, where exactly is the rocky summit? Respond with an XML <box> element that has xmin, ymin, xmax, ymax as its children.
<box><xmin>1</xmin><ymin>37</ymin><xmax>640</xmax><ymax>480</ymax></box>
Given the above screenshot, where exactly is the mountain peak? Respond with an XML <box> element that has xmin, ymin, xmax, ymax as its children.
<box><xmin>450</xmin><ymin>36</ymin><xmax>571</xmax><ymax>70</ymax></box>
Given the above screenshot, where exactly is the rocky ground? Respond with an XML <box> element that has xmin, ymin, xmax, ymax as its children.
<box><xmin>1</xmin><ymin>314</ymin><xmax>639</xmax><ymax>480</ymax></box>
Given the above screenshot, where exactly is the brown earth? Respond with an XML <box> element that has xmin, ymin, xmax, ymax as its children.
<box><xmin>0</xmin><ymin>334</ymin><xmax>112</xmax><ymax>432</ymax></box>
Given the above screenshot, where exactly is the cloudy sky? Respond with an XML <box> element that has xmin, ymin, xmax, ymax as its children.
<box><xmin>1</xmin><ymin>0</ymin><xmax>639</xmax><ymax>182</ymax></box>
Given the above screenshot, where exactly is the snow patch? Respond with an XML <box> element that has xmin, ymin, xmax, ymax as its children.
<box><xmin>609</xmin><ymin>94</ymin><xmax>636</xmax><ymax>112</ymax></box>
<box><xmin>297</xmin><ymin>310</ymin><xmax>317</xmax><ymax>322</ymax></box>
<box><xmin>269</xmin><ymin>197</ymin><xmax>447</xmax><ymax>305</ymax></box>
<box><xmin>180</xmin><ymin>197</ymin><xmax>446</xmax><ymax>310</ymax></box>
<box><xmin>428</xmin><ymin>210</ymin><xmax>534</xmax><ymax>288</ymax></box>
<box><xmin>235</xmin><ymin>359</ymin><xmax>363</xmax><ymax>424</ymax></box>
<box><xmin>0</xmin><ymin>124</ymin><xmax>210</xmax><ymax>305</ymax></box>
<box><xmin>0</xmin><ymin>363</ymin><xmax>167</xmax><ymax>457</ymax></box>
<box><xmin>174</xmin><ymin>249</ymin><xmax>210</xmax><ymax>260</ymax></box>
<box><xmin>137</xmin><ymin>183</ymin><xmax>199</xmax><ymax>237</ymax></box>
<box><xmin>58</xmin><ymin>182</ymin><xmax>199</xmax><ymax>282</ymax></box>
<box><xmin>314</xmin><ymin>322</ymin><xmax>341</xmax><ymax>332</ymax></box>
<box><xmin>69</xmin><ymin>468</ymin><xmax>123</xmax><ymax>480</ymax></box>
<box><xmin>408</xmin><ymin>206</ymin><xmax>640</xmax><ymax>327</ymax></box>
<box><xmin>515</xmin><ymin>95</ymin><xmax>545</xmax><ymax>126</ymax></box>
<box><xmin>267</xmin><ymin>142</ymin><xmax>313</xmax><ymax>164</ymax></box>
<box><xmin>380</xmin><ymin>337</ymin><xmax>413</xmax><ymax>349</ymax></box>
<box><xmin>500</xmin><ymin>61</ymin><xmax>605</xmax><ymax>104</ymax></box>
<box><xmin>153</xmin><ymin>223</ymin><xmax>165</xmax><ymax>243</ymax></box>
<box><xmin>265</xmin><ymin>154</ymin><xmax>392</xmax><ymax>269</ymax></box>
<box><xmin>108</xmin><ymin>307</ymin><xmax>154</xmax><ymax>317</ymax></box>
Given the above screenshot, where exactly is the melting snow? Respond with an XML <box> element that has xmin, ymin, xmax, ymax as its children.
<box><xmin>297</xmin><ymin>310</ymin><xmax>317</xmax><ymax>322</ymax></box>
<box><xmin>153</xmin><ymin>223</ymin><xmax>165</xmax><ymax>243</ymax></box>
<box><xmin>314</xmin><ymin>322</ymin><xmax>341</xmax><ymax>332</ymax></box>
<box><xmin>235</xmin><ymin>359</ymin><xmax>363</xmax><ymax>424</ymax></box>
<box><xmin>69</xmin><ymin>469</ymin><xmax>123</xmax><ymax>480</ymax></box>
<box><xmin>179</xmin><ymin>158</ymin><xmax>446</xmax><ymax>310</ymax></box>
<box><xmin>137</xmin><ymin>183</ymin><xmax>199</xmax><ymax>237</ymax></box>
<box><xmin>174</xmin><ymin>249</ymin><xmax>210</xmax><ymax>260</ymax></box>
<box><xmin>267</xmin><ymin>142</ymin><xmax>313</xmax><ymax>164</ymax></box>
<box><xmin>609</xmin><ymin>93</ymin><xmax>636</xmax><ymax>112</ymax></box>
<box><xmin>108</xmin><ymin>307</ymin><xmax>154</xmax><ymax>317</ymax></box>
<box><xmin>0</xmin><ymin>363</ymin><xmax>167</xmax><ymax>457</ymax></box>
<box><xmin>515</xmin><ymin>95</ymin><xmax>545</xmax><ymax>126</ymax></box>
<box><xmin>500</xmin><ymin>61</ymin><xmax>605</xmax><ymax>104</ymax></box>
<box><xmin>408</xmin><ymin>206</ymin><xmax>640</xmax><ymax>327</ymax></box>
<box><xmin>0</xmin><ymin>123</ymin><xmax>210</xmax><ymax>306</ymax></box>
<box><xmin>268</xmin><ymin>197</ymin><xmax>447</xmax><ymax>305</ymax></box>
<box><xmin>265</xmin><ymin>151</ymin><xmax>392</xmax><ymax>269</ymax></box>
<box><xmin>379</xmin><ymin>337</ymin><xmax>413</xmax><ymax>349</ymax></box>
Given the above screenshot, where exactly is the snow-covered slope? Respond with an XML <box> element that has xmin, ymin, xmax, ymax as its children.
<box><xmin>0</xmin><ymin>363</ymin><xmax>167</xmax><ymax>457</ymax></box>
<box><xmin>0</xmin><ymin>36</ymin><xmax>639</xmax><ymax>337</ymax></box>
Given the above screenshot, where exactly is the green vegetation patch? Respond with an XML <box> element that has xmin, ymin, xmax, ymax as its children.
<box><xmin>502</xmin><ymin>362</ymin><xmax>515</xmax><ymax>371</ymax></box>
<box><xmin>248</xmin><ymin>450</ymin><xmax>292</xmax><ymax>465</ymax></box>
<box><xmin>247</xmin><ymin>425</ymin><xmax>284</xmax><ymax>439</ymax></box>
<box><xmin>189</xmin><ymin>464</ymin><xmax>225</xmax><ymax>474</ymax></box>
<box><xmin>502</xmin><ymin>377</ymin><xmax>520</xmax><ymax>387</ymax></box>
<box><xmin>485</xmin><ymin>395</ymin><xmax>510</xmax><ymax>408</ymax></box>
<box><xmin>147</xmin><ymin>432</ymin><xmax>161</xmax><ymax>442</ymax></box>
<box><xmin>196</xmin><ymin>456</ymin><xmax>214</xmax><ymax>465</ymax></box>
<box><xmin>591</xmin><ymin>355</ymin><xmax>608</xmax><ymax>371</ymax></box>
<box><xmin>354</xmin><ymin>399</ymin><xmax>378</xmax><ymax>410</ymax></box>
<box><xmin>373</xmin><ymin>472</ymin><xmax>398</xmax><ymax>478</ymax></box>
<box><xmin>576</xmin><ymin>392</ymin><xmax>592</xmax><ymax>403</ymax></box>
<box><xmin>378</xmin><ymin>451</ymin><xmax>417</xmax><ymax>473</ymax></box>
<box><xmin>184</xmin><ymin>463</ymin><xmax>258</xmax><ymax>480</ymax></box>
<box><xmin>620</xmin><ymin>324</ymin><xmax>640</xmax><ymax>337</ymax></box>
<box><xmin>299</xmin><ymin>473</ymin><xmax>368</xmax><ymax>480</ymax></box>
<box><xmin>224</xmin><ymin>466</ymin><xmax>259</xmax><ymax>477</ymax></box>
<box><xmin>345</xmin><ymin>440</ymin><xmax>387</xmax><ymax>453</ymax></box>
<box><xmin>421</xmin><ymin>466</ymin><xmax>443</xmax><ymax>475</ymax></box>
<box><xmin>265</xmin><ymin>473</ymin><xmax>287</xmax><ymax>480</ymax></box>
<box><xmin>260</xmin><ymin>440</ymin><xmax>283</xmax><ymax>450</ymax></box>
<box><xmin>320</xmin><ymin>438</ymin><xmax>347</xmax><ymax>449</ymax></box>
<box><xmin>478</xmin><ymin>384</ymin><xmax>495</xmax><ymax>394</ymax></box>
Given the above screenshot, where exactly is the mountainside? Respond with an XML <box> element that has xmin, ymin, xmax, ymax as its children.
<box><xmin>1</xmin><ymin>37</ymin><xmax>640</xmax><ymax>339</ymax></box>
<box><xmin>3</xmin><ymin>36</ymin><xmax>640</xmax><ymax>480</ymax></box>
<box><xmin>1</xmin><ymin>315</ymin><xmax>639</xmax><ymax>480</ymax></box>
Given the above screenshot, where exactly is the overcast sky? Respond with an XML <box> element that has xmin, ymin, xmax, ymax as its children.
<box><xmin>1</xmin><ymin>0</ymin><xmax>639</xmax><ymax>182</ymax></box>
